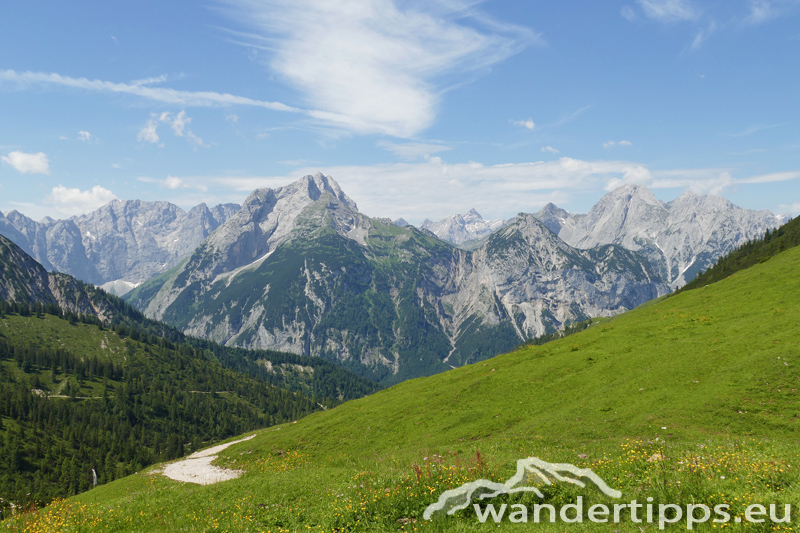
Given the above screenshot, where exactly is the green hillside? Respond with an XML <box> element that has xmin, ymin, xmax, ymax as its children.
<box><xmin>9</xmin><ymin>245</ymin><xmax>800</xmax><ymax>531</ymax></box>
<box><xmin>0</xmin><ymin>306</ymin><xmax>324</xmax><ymax>510</ymax></box>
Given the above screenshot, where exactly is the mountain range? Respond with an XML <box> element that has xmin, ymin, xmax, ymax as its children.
<box><xmin>419</xmin><ymin>185</ymin><xmax>787</xmax><ymax>289</ymax></box>
<box><xmin>124</xmin><ymin>173</ymin><xmax>665</xmax><ymax>383</ymax></box>
<box><xmin>0</xmin><ymin>173</ymin><xmax>788</xmax><ymax>383</ymax></box>
<box><xmin>0</xmin><ymin>200</ymin><xmax>239</xmax><ymax>294</ymax></box>
<box><xmin>534</xmin><ymin>184</ymin><xmax>788</xmax><ymax>288</ymax></box>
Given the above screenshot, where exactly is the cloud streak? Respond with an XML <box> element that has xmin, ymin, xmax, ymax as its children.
<box><xmin>636</xmin><ymin>0</ymin><xmax>699</xmax><ymax>23</ymax></box>
<box><xmin>219</xmin><ymin>0</ymin><xmax>537</xmax><ymax>137</ymax></box>
<box><xmin>0</xmin><ymin>69</ymin><xmax>301</xmax><ymax>112</ymax></box>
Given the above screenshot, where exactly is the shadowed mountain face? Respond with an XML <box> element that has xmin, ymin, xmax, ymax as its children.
<box><xmin>126</xmin><ymin>173</ymin><xmax>666</xmax><ymax>384</ymax></box>
<box><xmin>0</xmin><ymin>234</ymin><xmax>130</xmax><ymax>321</ymax></box>
<box><xmin>534</xmin><ymin>185</ymin><xmax>788</xmax><ymax>289</ymax></box>
<box><xmin>0</xmin><ymin>200</ymin><xmax>240</xmax><ymax>294</ymax></box>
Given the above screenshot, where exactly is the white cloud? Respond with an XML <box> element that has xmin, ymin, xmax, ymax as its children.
<box><xmin>1</xmin><ymin>151</ymin><xmax>50</xmax><ymax>174</ymax></box>
<box><xmin>138</xmin><ymin>119</ymin><xmax>160</xmax><ymax>143</ymax></box>
<box><xmin>541</xmin><ymin>146</ymin><xmax>559</xmax><ymax>154</ymax></box>
<box><xmin>44</xmin><ymin>185</ymin><xmax>117</xmax><ymax>217</ymax></box>
<box><xmin>377</xmin><ymin>141</ymin><xmax>452</xmax><ymax>160</ymax></box>
<box><xmin>604</xmin><ymin>140</ymin><xmax>633</xmax><ymax>148</ymax></box>
<box><xmin>636</xmin><ymin>0</ymin><xmax>699</xmax><ymax>22</ymax></box>
<box><xmin>220</xmin><ymin>0</ymin><xmax>538</xmax><ymax>137</ymax></box>
<box><xmin>226</xmin><ymin>113</ymin><xmax>240</xmax><ymax>123</ymax></box>
<box><xmin>77</xmin><ymin>130</ymin><xmax>93</xmax><ymax>142</ymax></box>
<box><xmin>511</xmin><ymin>118</ymin><xmax>535</xmax><ymax>130</ymax></box>
<box><xmin>137</xmin><ymin>175</ymin><xmax>209</xmax><ymax>192</ymax></box>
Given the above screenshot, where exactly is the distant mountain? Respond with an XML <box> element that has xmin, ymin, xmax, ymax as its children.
<box><xmin>419</xmin><ymin>208</ymin><xmax>504</xmax><ymax>246</ymax></box>
<box><xmin>534</xmin><ymin>185</ymin><xmax>788</xmax><ymax>288</ymax></box>
<box><xmin>0</xmin><ymin>200</ymin><xmax>241</xmax><ymax>294</ymax></box>
<box><xmin>127</xmin><ymin>173</ymin><xmax>666</xmax><ymax>384</ymax></box>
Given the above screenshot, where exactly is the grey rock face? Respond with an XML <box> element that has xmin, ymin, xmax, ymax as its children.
<box><xmin>419</xmin><ymin>208</ymin><xmax>504</xmax><ymax>245</ymax></box>
<box><xmin>0</xmin><ymin>199</ymin><xmax>241</xmax><ymax>291</ymax></box>
<box><xmin>536</xmin><ymin>185</ymin><xmax>787</xmax><ymax>289</ymax></box>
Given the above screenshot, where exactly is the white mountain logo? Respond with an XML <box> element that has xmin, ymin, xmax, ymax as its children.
<box><xmin>423</xmin><ymin>456</ymin><xmax>621</xmax><ymax>520</ymax></box>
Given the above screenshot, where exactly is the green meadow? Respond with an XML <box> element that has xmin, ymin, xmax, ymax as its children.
<box><xmin>6</xmin><ymin>244</ymin><xmax>800</xmax><ymax>532</ymax></box>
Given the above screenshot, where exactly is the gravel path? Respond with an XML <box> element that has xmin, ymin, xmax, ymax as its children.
<box><xmin>162</xmin><ymin>435</ymin><xmax>256</xmax><ymax>485</ymax></box>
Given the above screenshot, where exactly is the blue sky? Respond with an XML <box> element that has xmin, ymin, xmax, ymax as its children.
<box><xmin>1</xmin><ymin>0</ymin><xmax>799</xmax><ymax>224</ymax></box>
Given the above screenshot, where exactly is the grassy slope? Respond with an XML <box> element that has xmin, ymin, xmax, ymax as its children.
<box><xmin>8</xmin><ymin>245</ymin><xmax>800</xmax><ymax>531</ymax></box>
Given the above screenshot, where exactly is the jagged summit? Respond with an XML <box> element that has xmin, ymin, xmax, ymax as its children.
<box><xmin>419</xmin><ymin>208</ymin><xmax>504</xmax><ymax>246</ymax></box>
<box><xmin>534</xmin><ymin>184</ymin><xmax>786</xmax><ymax>288</ymax></box>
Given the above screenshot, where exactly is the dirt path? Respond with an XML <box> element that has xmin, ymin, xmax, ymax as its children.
<box><xmin>162</xmin><ymin>434</ymin><xmax>256</xmax><ymax>485</ymax></box>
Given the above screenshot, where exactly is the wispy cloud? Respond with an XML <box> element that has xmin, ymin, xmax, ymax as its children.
<box><xmin>541</xmin><ymin>146</ymin><xmax>559</xmax><ymax>154</ymax></box>
<box><xmin>547</xmin><ymin>105</ymin><xmax>593</xmax><ymax>128</ymax></box>
<box><xmin>690</xmin><ymin>20</ymin><xmax>717</xmax><ymax>50</ymax></box>
<box><xmin>511</xmin><ymin>118</ymin><xmax>535</xmax><ymax>130</ymax></box>
<box><xmin>218</xmin><ymin>0</ymin><xmax>538</xmax><ymax>138</ymax></box>
<box><xmin>603</xmin><ymin>140</ymin><xmax>633</xmax><ymax>148</ymax></box>
<box><xmin>729</xmin><ymin>122</ymin><xmax>789</xmax><ymax>137</ymax></box>
<box><xmin>377</xmin><ymin>141</ymin><xmax>452</xmax><ymax>161</ymax></box>
<box><xmin>621</xmin><ymin>6</ymin><xmax>638</xmax><ymax>21</ymax></box>
<box><xmin>1</xmin><ymin>151</ymin><xmax>50</xmax><ymax>174</ymax></box>
<box><xmin>137</xmin><ymin>111</ymin><xmax>206</xmax><ymax>147</ymax></box>
<box><xmin>636</xmin><ymin>0</ymin><xmax>699</xmax><ymax>23</ymax></box>
<box><xmin>744</xmin><ymin>0</ymin><xmax>778</xmax><ymax>24</ymax></box>
<box><xmin>77</xmin><ymin>130</ymin><xmax>93</xmax><ymax>142</ymax></box>
<box><xmin>201</xmin><ymin>157</ymin><xmax>662</xmax><ymax>221</ymax></box>
<box><xmin>0</xmin><ymin>69</ymin><xmax>301</xmax><ymax>112</ymax></box>
<box><xmin>738</xmin><ymin>170</ymin><xmax>800</xmax><ymax>184</ymax></box>
<box><xmin>44</xmin><ymin>185</ymin><xmax>117</xmax><ymax>217</ymax></box>
<box><xmin>138</xmin><ymin>175</ymin><xmax>209</xmax><ymax>192</ymax></box>
<box><xmin>108</xmin><ymin>158</ymin><xmax>800</xmax><ymax>224</ymax></box>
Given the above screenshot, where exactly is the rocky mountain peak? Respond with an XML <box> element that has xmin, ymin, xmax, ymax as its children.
<box><xmin>533</xmin><ymin>202</ymin><xmax>574</xmax><ymax>236</ymax></box>
<box><xmin>419</xmin><ymin>208</ymin><xmax>504</xmax><ymax>246</ymax></box>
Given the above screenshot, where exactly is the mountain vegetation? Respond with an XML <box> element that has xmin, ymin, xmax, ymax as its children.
<box><xmin>12</xmin><ymin>228</ymin><xmax>800</xmax><ymax>531</ymax></box>
<box><xmin>0</xmin><ymin>302</ymin><xmax>319</xmax><ymax>508</ymax></box>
